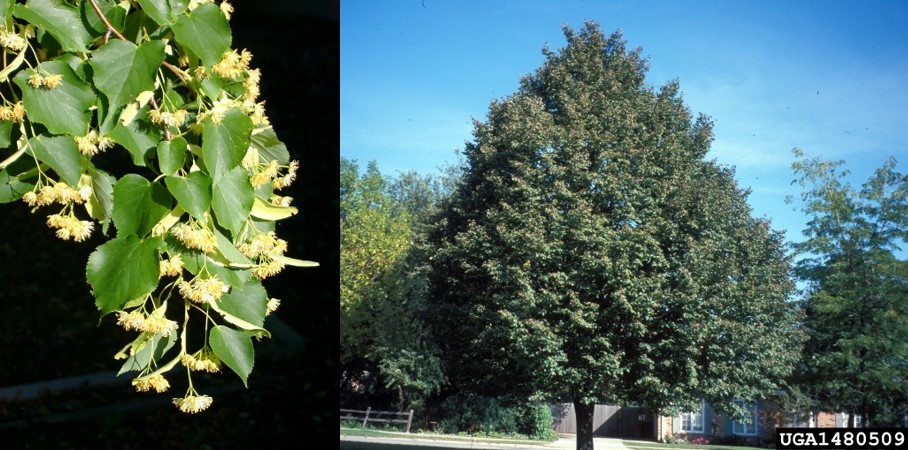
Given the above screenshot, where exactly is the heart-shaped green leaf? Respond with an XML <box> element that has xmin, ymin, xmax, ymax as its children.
<box><xmin>171</xmin><ymin>3</ymin><xmax>231</xmax><ymax>67</ymax></box>
<box><xmin>87</xmin><ymin>235</ymin><xmax>163</xmax><ymax>315</ymax></box>
<box><xmin>209</xmin><ymin>325</ymin><xmax>254</xmax><ymax>387</ymax></box>
<box><xmin>165</xmin><ymin>171</ymin><xmax>211</xmax><ymax>222</ymax></box>
<box><xmin>112</xmin><ymin>174</ymin><xmax>173</xmax><ymax>236</ymax></box>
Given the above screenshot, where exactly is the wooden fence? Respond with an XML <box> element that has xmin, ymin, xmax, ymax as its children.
<box><xmin>340</xmin><ymin>407</ymin><xmax>415</xmax><ymax>433</ymax></box>
<box><xmin>550</xmin><ymin>403</ymin><xmax>654</xmax><ymax>438</ymax></box>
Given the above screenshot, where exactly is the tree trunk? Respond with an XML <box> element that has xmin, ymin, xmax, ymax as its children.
<box><xmin>574</xmin><ymin>400</ymin><xmax>595</xmax><ymax>450</ymax></box>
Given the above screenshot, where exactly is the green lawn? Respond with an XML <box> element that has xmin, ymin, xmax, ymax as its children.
<box><xmin>340</xmin><ymin>427</ymin><xmax>554</xmax><ymax>446</ymax></box>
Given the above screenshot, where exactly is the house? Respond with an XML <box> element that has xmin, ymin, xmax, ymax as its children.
<box><xmin>656</xmin><ymin>399</ymin><xmax>781</xmax><ymax>446</ymax></box>
<box><xmin>550</xmin><ymin>398</ymin><xmax>868</xmax><ymax>445</ymax></box>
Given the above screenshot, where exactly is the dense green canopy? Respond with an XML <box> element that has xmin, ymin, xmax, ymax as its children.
<box><xmin>426</xmin><ymin>22</ymin><xmax>804</xmax><ymax>449</ymax></box>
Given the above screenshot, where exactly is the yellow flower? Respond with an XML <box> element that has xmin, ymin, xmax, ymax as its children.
<box><xmin>266</xmin><ymin>298</ymin><xmax>281</xmax><ymax>315</ymax></box>
<box><xmin>252</xmin><ymin>258</ymin><xmax>285</xmax><ymax>280</ymax></box>
<box><xmin>270</xmin><ymin>195</ymin><xmax>293</xmax><ymax>207</ymax></box>
<box><xmin>219</xmin><ymin>1</ymin><xmax>233</xmax><ymax>20</ymax></box>
<box><xmin>149</xmin><ymin>109</ymin><xmax>188</xmax><ymax>128</ymax></box>
<box><xmin>42</xmin><ymin>73</ymin><xmax>62</xmax><ymax>89</ymax></box>
<box><xmin>27</xmin><ymin>72</ymin><xmax>43</xmax><ymax>88</ymax></box>
<box><xmin>115</xmin><ymin>310</ymin><xmax>178</xmax><ymax>336</ymax></box>
<box><xmin>272</xmin><ymin>160</ymin><xmax>299</xmax><ymax>190</ymax></box>
<box><xmin>0</xmin><ymin>30</ymin><xmax>26</xmax><ymax>52</ymax></box>
<box><xmin>0</xmin><ymin>102</ymin><xmax>24</xmax><ymax>122</ymax></box>
<box><xmin>178</xmin><ymin>276</ymin><xmax>229</xmax><ymax>304</ymax></box>
<box><xmin>28</xmin><ymin>72</ymin><xmax>62</xmax><ymax>89</ymax></box>
<box><xmin>173</xmin><ymin>394</ymin><xmax>213</xmax><ymax>414</ymax></box>
<box><xmin>238</xmin><ymin>231</ymin><xmax>288</xmax><ymax>259</ymax></box>
<box><xmin>159</xmin><ymin>254</ymin><xmax>184</xmax><ymax>277</ymax></box>
<box><xmin>211</xmin><ymin>49</ymin><xmax>252</xmax><ymax>78</ymax></box>
<box><xmin>46</xmin><ymin>213</ymin><xmax>93</xmax><ymax>242</ymax></box>
<box><xmin>133</xmin><ymin>374</ymin><xmax>170</xmax><ymax>393</ymax></box>
<box><xmin>170</xmin><ymin>222</ymin><xmax>217</xmax><ymax>254</ymax></box>
<box><xmin>180</xmin><ymin>351</ymin><xmax>221</xmax><ymax>373</ymax></box>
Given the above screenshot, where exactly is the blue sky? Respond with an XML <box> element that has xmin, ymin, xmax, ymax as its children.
<box><xmin>340</xmin><ymin>0</ymin><xmax>908</xmax><ymax>247</ymax></box>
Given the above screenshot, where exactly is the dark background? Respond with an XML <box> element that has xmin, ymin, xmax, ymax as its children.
<box><xmin>0</xmin><ymin>1</ymin><xmax>338</xmax><ymax>448</ymax></box>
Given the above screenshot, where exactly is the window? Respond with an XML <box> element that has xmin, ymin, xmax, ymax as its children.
<box><xmin>732</xmin><ymin>400</ymin><xmax>758</xmax><ymax>435</ymax></box>
<box><xmin>680</xmin><ymin>404</ymin><xmax>704</xmax><ymax>433</ymax></box>
<box><xmin>843</xmin><ymin>413</ymin><xmax>863</xmax><ymax>428</ymax></box>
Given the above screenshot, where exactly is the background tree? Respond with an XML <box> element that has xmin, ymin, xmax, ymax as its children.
<box><xmin>340</xmin><ymin>158</ymin><xmax>411</xmax><ymax>367</ymax></box>
<box><xmin>426</xmin><ymin>22</ymin><xmax>804</xmax><ymax>450</ymax></box>
<box><xmin>339</xmin><ymin>158</ymin><xmax>451</xmax><ymax>410</ymax></box>
<box><xmin>789</xmin><ymin>149</ymin><xmax>908</xmax><ymax>426</ymax></box>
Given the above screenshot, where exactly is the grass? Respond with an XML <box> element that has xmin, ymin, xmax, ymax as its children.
<box><xmin>340</xmin><ymin>426</ymin><xmax>555</xmax><ymax>447</ymax></box>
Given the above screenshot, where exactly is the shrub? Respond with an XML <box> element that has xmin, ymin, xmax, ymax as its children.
<box><xmin>436</xmin><ymin>393</ymin><xmax>519</xmax><ymax>436</ymax></box>
<box><xmin>518</xmin><ymin>404</ymin><xmax>558</xmax><ymax>440</ymax></box>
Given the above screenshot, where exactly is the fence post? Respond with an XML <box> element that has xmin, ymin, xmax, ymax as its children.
<box><xmin>363</xmin><ymin>406</ymin><xmax>370</xmax><ymax>428</ymax></box>
<box><xmin>406</xmin><ymin>409</ymin><xmax>414</xmax><ymax>433</ymax></box>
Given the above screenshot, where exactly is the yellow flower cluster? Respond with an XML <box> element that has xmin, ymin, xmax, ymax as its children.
<box><xmin>170</xmin><ymin>222</ymin><xmax>217</xmax><ymax>253</ymax></box>
<box><xmin>180</xmin><ymin>352</ymin><xmax>221</xmax><ymax>373</ymax></box>
<box><xmin>159</xmin><ymin>254</ymin><xmax>184</xmax><ymax>277</ymax></box>
<box><xmin>75</xmin><ymin>130</ymin><xmax>115</xmax><ymax>156</ymax></box>
<box><xmin>211</xmin><ymin>49</ymin><xmax>252</xmax><ymax>79</ymax></box>
<box><xmin>116</xmin><ymin>310</ymin><xmax>179</xmax><ymax>336</ymax></box>
<box><xmin>270</xmin><ymin>194</ymin><xmax>293</xmax><ymax>207</ymax></box>
<box><xmin>0</xmin><ymin>101</ymin><xmax>24</xmax><ymax>122</ymax></box>
<box><xmin>46</xmin><ymin>213</ymin><xmax>93</xmax><ymax>242</ymax></box>
<box><xmin>238</xmin><ymin>232</ymin><xmax>289</xmax><ymax>279</ymax></box>
<box><xmin>178</xmin><ymin>276</ymin><xmax>229</xmax><ymax>304</ymax></box>
<box><xmin>149</xmin><ymin>108</ymin><xmax>189</xmax><ymax>128</ymax></box>
<box><xmin>273</xmin><ymin>160</ymin><xmax>299</xmax><ymax>190</ymax></box>
<box><xmin>173</xmin><ymin>394</ymin><xmax>213</xmax><ymax>414</ymax></box>
<box><xmin>133</xmin><ymin>374</ymin><xmax>170</xmax><ymax>393</ymax></box>
<box><xmin>266</xmin><ymin>298</ymin><xmax>281</xmax><ymax>315</ymax></box>
<box><xmin>0</xmin><ymin>28</ymin><xmax>27</xmax><ymax>52</ymax></box>
<box><xmin>27</xmin><ymin>72</ymin><xmax>62</xmax><ymax>89</ymax></box>
<box><xmin>23</xmin><ymin>183</ymin><xmax>91</xmax><ymax>207</ymax></box>
<box><xmin>238</xmin><ymin>231</ymin><xmax>287</xmax><ymax>259</ymax></box>
<box><xmin>248</xmin><ymin>160</ymin><xmax>298</xmax><ymax>190</ymax></box>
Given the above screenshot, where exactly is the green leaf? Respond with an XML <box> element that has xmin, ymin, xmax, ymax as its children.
<box><xmin>250</xmin><ymin>127</ymin><xmax>290</xmax><ymax>164</ymax></box>
<box><xmin>90</xmin><ymin>40</ymin><xmax>166</xmax><ymax>115</ymax></box>
<box><xmin>211</xmin><ymin>166</ymin><xmax>253</xmax><ymax>238</ymax></box>
<box><xmin>112</xmin><ymin>174</ymin><xmax>172</xmax><ymax>236</ymax></box>
<box><xmin>117</xmin><ymin>331</ymin><xmax>177</xmax><ymax>375</ymax></box>
<box><xmin>109</xmin><ymin>108</ymin><xmax>162</xmax><ymax>166</ymax></box>
<box><xmin>13</xmin><ymin>61</ymin><xmax>95</xmax><ymax>136</ymax></box>
<box><xmin>87</xmin><ymin>235</ymin><xmax>163</xmax><ymax>315</ymax></box>
<box><xmin>85</xmin><ymin>164</ymin><xmax>115</xmax><ymax>226</ymax></box>
<box><xmin>171</xmin><ymin>2</ymin><xmax>231</xmax><ymax>67</ymax></box>
<box><xmin>0</xmin><ymin>0</ymin><xmax>12</xmax><ymax>20</ymax></box>
<box><xmin>13</xmin><ymin>0</ymin><xmax>92</xmax><ymax>53</ymax></box>
<box><xmin>136</xmin><ymin>0</ymin><xmax>188</xmax><ymax>26</ymax></box>
<box><xmin>81</xmin><ymin>0</ymin><xmax>126</xmax><ymax>37</ymax></box>
<box><xmin>209</xmin><ymin>325</ymin><xmax>255</xmax><ymax>387</ymax></box>
<box><xmin>0</xmin><ymin>167</ymin><xmax>35</xmax><ymax>203</ymax></box>
<box><xmin>0</xmin><ymin>120</ymin><xmax>13</xmax><ymax>150</ymax></box>
<box><xmin>216</xmin><ymin>278</ymin><xmax>268</xmax><ymax>328</ymax></box>
<box><xmin>156</xmin><ymin>137</ymin><xmax>187</xmax><ymax>176</ymax></box>
<box><xmin>211</xmin><ymin>226</ymin><xmax>253</xmax><ymax>266</ymax></box>
<box><xmin>164</xmin><ymin>171</ymin><xmax>211</xmax><ymax>222</ymax></box>
<box><xmin>27</xmin><ymin>135</ymin><xmax>82</xmax><ymax>187</ymax></box>
<box><xmin>202</xmin><ymin>107</ymin><xmax>252</xmax><ymax>178</ymax></box>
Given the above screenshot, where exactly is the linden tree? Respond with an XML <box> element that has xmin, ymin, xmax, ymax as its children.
<box><xmin>0</xmin><ymin>0</ymin><xmax>316</xmax><ymax>414</ymax></box>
